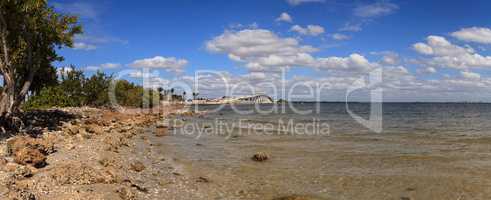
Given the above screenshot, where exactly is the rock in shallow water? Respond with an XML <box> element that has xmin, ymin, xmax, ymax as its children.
<box><xmin>252</xmin><ymin>152</ymin><xmax>269</xmax><ymax>162</ymax></box>
<box><xmin>116</xmin><ymin>187</ymin><xmax>136</xmax><ymax>200</ymax></box>
<box><xmin>129</xmin><ymin>161</ymin><xmax>145</xmax><ymax>172</ymax></box>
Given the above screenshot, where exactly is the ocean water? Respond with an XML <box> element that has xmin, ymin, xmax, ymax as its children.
<box><xmin>157</xmin><ymin>103</ymin><xmax>491</xmax><ymax>199</ymax></box>
<box><xmin>188</xmin><ymin>102</ymin><xmax>491</xmax><ymax>136</ymax></box>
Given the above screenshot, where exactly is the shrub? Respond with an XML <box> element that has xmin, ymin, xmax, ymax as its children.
<box><xmin>24</xmin><ymin>86</ymin><xmax>77</xmax><ymax>109</ymax></box>
<box><xmin>23</xmin><ymin>68</ymin><xmax>172</xmax><ymax>109</ymax></box>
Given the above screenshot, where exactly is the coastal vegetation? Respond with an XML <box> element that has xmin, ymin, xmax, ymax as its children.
<box><xmin>23</xmin><ymin>68</ymin><xmax>137</xmax><ymax>109</ymax></box>
<box><xmin>0</xmin><ymin>0</ymin><xmax>80</xmax><ymax>129</ymax></box>
<box><xmin>23</xmin><ymin>67</ymin><xmax>186</xmax><ymax>109</ymax></box>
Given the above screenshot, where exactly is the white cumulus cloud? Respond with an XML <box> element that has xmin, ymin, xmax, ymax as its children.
<box><xmin>461</xmin><ymin>71</ymin><xmax>481</xmax><ymax>80</ymax></box>
<box><xmin>286</xmin><ymin>0</ymin><xmax>324</xmax><ymax>6</ymax></box>
<box><xmin>84</xmin><ymin>66</ymin><xmax>100</xmax><ymax>71</ymax></box>
<box><xmin>417</xmin><ymin>67</ymin><xmax>437</xmax><ymax>74</ymax></box>
<box><xmin>73</xmin><ymin>42</ymin><xmax>97</xmax><ymax>51</ymax></box>
<box><xmin>207</xmin><ymin>28</ymin><xmax>379</xmax><ymax>74</ymax></box>
<box><xmin>413</xmin><ymin>35</ymin><xmax>491</xmax><ymax>69</ymax></box>
<box><xmin>290</xmin><ymin>25</ymin><xmax>325</xmax><ymax>36</ymax></box>
<box><xmin>331</xmin><ymin>33</ymin><xmax>351</xmax><ymax>41</ymax></box>
<box><xmin>340</xmin><ymin>22</ymin><xmax>363</xmax><ymax>32</ymax></box>
<box><xmin>451</xmin><ymin>27</ymin><xmax>491</xmax><ymax>44</ymax></box>
<box><xmin>412</xmin><ymin>43</ymin><xmax>433</xmax><ymax>55</ymax></box>
<box><xmin>276</xmin><ymin>12</ymin><xmax>293</xmax><ymax>23</ymax></box>
<box><xmin>354</xmin><ymin>2</ymin><xmax>399</xmax><ymax>18</ymax></box>
<box><xmin>129</xmin><ymin>56</ymin><xmax>188</xmax><ymax>73</ymax></box>
<box><xmin>316</xmin><ymin>53</ymin><xmax>375</xmax><ymax>73</ymax></box>
<box><xmin>100</xmin><ymin>63</ymin><xmax>121</xmax><ymax>68</ymax></box>
<box><xmin>206</xmin><ymin>29</ymin><xmax>318</xmax><ymax>72</ymax></box>
<box><xmin>83</xmin><ymin>62</ymin><xmax>121</xmax><ymax>71</ymax></box>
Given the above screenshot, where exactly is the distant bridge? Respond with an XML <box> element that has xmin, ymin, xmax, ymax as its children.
<box><xmin>191</xmin><ymin>94</ymin><xmax>274</xmax><ymax>104</ymax></box>
<box><xmin>236</xmin><ymin>95</ymin><xmax>274</xmax><ymax>104</ymax></box>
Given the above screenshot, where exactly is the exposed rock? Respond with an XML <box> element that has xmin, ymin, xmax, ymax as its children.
<box><xmin>103</xmin><ymin>135</ymin><xmax>128</xmax><ymax>152</ymax></box>
<box><xmin>64</xmin><ymin>123</ymin><xmax>80</xmax><ymax>135</ymax></box>
<box><xmin>0</xmin><ymin>144</ymin><xmax>9</xmax><ymax>157</ymax></box>
<box><xmin>7</xmin><ymin>136</ymin><xmax>54</xmax><ymax>156</ymax></box>
<box><xmin>77</xmin><ymin>128</ymin><xmax>91</xmax><ymax>140</ymax></box>
<box><xmin>84</xmin><ymin>118</ymin><xmax>104</xmax><ymax>126</ymax></box>
<box><xmin>13</xmin><ymin>164</ymin><xmax>33</xmax><ymax>179</ymax></box>
<box><xmin>3</xmin><ymin>162</ymin><xmax>19</xmax><ymax>172</ymax></box>
<box><xmin>8</xmin><ymin>189</ymin><xmax>36</xmax><ymax>200</ymax></box>
<box><xmin>123</xmin><ymin>179</ymin><xmax>148</xmax><ymax>193</ymax></box>
<box><xmin>64</xmin><ymin>141</ymin><xmax>76</xmax><ymax>150</ymax></box>
<box><xmin>197</xmin><ymin>176</ymin><xmax>210</xmax><ymax>183</ymax></box>
<box><xmin>252</xmin><ymin>152</ymin><xmax>269</xmax><ymax>162</ymax></box>
<box><xmin>0</xmin><ymin>157</ymin><xmax>8</xmax><ymax>166</ymax></box>
<box><xmin>50</xmin><ymin>163</ymin><xmax>118</xmax><ymax>185</ymax></box>
<box><xmin>129</xmin><ymin>161</ymin><xmax>145</xmax><ymax>172</ymax></box>
<box><xmin>40</xmin><ymin>134</ymin><xmax>58</xmax><ymax>154</ymax></box>
<box><xmin>99</xmin><ymin>157</ymin><xmax>121</xmax><ymax>168</ymax></box>
<box><xmin>116</xmin><ymin>187</ymin><xmax>136</xmax><ymax>200</ymax></box>
<box><xmin>84</xmin><ymin>124</ymin><xmax>103</xmax><ymax>135</ymax></box>
<box><xmin>73</xmin><ymin>119</ymin><xmax>81</xmax><ymax>125</ymax></box>
<box><xmin>13</xmin><ymin>147</ymin><xmax>46</xmax><ymax>168</ymax></box>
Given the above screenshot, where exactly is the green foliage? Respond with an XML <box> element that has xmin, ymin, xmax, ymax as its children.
<box><xmin>23</xmin><ymin>68</ymin><xmax>183</xmax><ymax>110</ymax></box>
<box><xmin>23</xmin><ymin>86</ymin><xmax>76</xmax><ymax>109</ymax></box>
<box><xmin>84</xmin><ymin>71</ymin><xmax>112</xmax><ymax>107</ymax></box>
<box><xmin>29</xmin><ymin>66</ymin><xmax>58</xmax><ymax>95</ymax></box>
<box><xmin>142</xmin><ymin>89</ymin><xmax>160</xmax><ymax>108</ymax></box>
<box><xmin>0</xmin><ymin>0</ymin><xmax>82</xmax><ymax>116</ymax></box>
<box><xmin>114</xmin><ymin>80</ymin><xmax>144</xmax><ymax>107</ymax></box>
<box><xmin>59</xmin><ymin>66</ymin><xmax>85</xmax><ymax>105</ymax></box>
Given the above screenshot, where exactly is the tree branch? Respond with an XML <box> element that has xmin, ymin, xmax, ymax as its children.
<box><xmin>0</xmin><ymin>11</ymin><xmax>9</xmax><ymax>68</ymax></box>
<box><xmin>17</xmin><ymin>66</ymin><xmax>35</xmax><ymax>100</ymax></box>
<box><xmin>16</xmin><ymin>39</ymin><xmax>35</xmax><ymax>103</ymax></box>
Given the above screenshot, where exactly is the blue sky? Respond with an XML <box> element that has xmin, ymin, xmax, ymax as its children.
<box><xmin>51</xmin><ymin>0</ymin><xmax>491</xmax><ymax>102</ymax></box>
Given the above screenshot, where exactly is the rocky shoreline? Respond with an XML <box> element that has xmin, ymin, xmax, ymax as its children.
<box><xmin>0</xmin><ymin>106</ymin><xmax>191</xmax><ymax>200</ymax></box>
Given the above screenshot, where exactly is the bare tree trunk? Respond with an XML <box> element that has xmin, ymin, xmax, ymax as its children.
<box><xmin>0</xmin><ymin>74</ymin><xmax>21</xmax><ymax>132</ymax></box>
<box><xmin>0</xmin><ymin>90</ymin><xmax>14</xmax><ymax>117</ymax></box>
<box><xmin>0</xmin><ymin>71</ymin><xmax>14</xmax><ymax>116</ymax></box>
